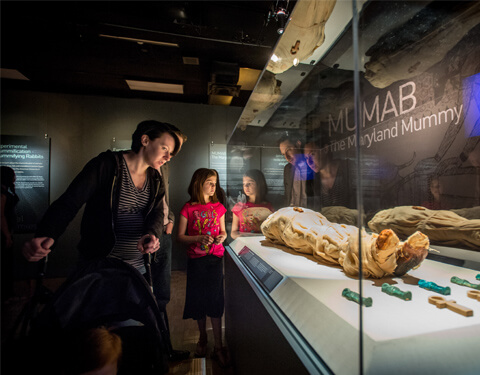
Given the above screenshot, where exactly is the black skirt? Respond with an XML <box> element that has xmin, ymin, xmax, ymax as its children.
<box><xmin>183</xmin><ymin>255</ymin><xmax>224</xmax><ymax>320</ymax></box>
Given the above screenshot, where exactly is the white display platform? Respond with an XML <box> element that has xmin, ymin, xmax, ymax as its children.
<box><xmin>229</xmin><ymin>236</ymin><xmax>480</xmax><ymax>375</ymax></box>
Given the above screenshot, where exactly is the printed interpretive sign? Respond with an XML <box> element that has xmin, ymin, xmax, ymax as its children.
<box><xmin>1</xmin><ymin>135</ymin><xmax>50</xmax><ymax>233</ymax></box>
<box><xmin>209</xmin><ymin>143</ymin><xmax>227</xmax><ymax>188</ymax></box>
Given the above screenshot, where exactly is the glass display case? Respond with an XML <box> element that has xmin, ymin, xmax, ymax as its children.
<box><xmin>223</xmin><ymin>1</ymin><xmax>480</xmax><ymax>374</ymax></box>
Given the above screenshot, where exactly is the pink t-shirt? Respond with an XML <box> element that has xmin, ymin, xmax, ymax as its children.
<box><xmin>180</xmin><ymin>201</ymin><xmax>227</xmax><ymax>258</ymax></box>
<box><xmin>232</xmin><ymin>202</ymin><xmax>274</xmax><ymax>233</ymax></box>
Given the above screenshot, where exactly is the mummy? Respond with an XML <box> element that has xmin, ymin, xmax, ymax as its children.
<box><xmin>261</xmin><ymin>207</ymin><xmax>430</xmax><ymax>278</ymax></box>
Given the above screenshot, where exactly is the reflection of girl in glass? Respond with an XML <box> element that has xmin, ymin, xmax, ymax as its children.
<box><xmin>421</xmin><ymin>175</ymin><xmax>450</xmax><ymax>210</ymax></box>
<box><xmin>230</xmin><ymin>169</ymin><xmax>274</xmax><ymax>239</ymax></box>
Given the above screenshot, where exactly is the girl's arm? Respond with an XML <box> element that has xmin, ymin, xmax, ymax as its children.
<box><xmin>230</xmin><ymin>214</ymin><xmax>240</xmax><ymax>240</ymax></box>
<box><xmin>214</xmin><ymin>215</ymin><xmax>227</xmax><ymax>244</ymax></box>
<box><xmin>177</xmin><ymin>215</ymin><xmax>213</xmax><ymax>246</ymax></box>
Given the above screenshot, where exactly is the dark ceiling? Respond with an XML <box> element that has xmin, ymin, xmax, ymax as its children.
<box><xmin>1</xmin><ymin>1</ymin><xmax>293</xmax><ymax>107</ymax></box>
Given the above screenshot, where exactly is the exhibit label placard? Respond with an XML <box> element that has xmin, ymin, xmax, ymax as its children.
<box><xmin>1</xmin><ymin>135</ymin><xmax>50</xmax><ymax>233</ymax></box>
<box><xmin>238</xmin><ymin>245</ymin><xmax>283</xmax><ymax>292</ymax></box>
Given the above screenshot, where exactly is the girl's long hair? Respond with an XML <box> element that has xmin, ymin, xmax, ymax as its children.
<box><xmin>187</xmin><ymin>168</ymin><xmax>219</xmax><ymax>204</ymax></box>
<box><xmin>244</xmin><ymin>169</ymin><xmax>268</xmax><ymax>204</ymax></box>
<box><xmin>211</xmin><ymin>169</ymin><xmax>226</xmax><ymax>206</ymax></box>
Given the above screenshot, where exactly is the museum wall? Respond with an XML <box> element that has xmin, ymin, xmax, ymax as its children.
<box><xmin>1</xmin><ymin>89</ymin><xmax>242</xmax><ymax>278</ymax></box>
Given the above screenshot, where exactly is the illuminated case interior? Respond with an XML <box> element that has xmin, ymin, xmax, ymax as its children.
<box><xmin>223</xmin><ymin>1</ymin><xmax>480</xmax><ymax>374</ymax></box>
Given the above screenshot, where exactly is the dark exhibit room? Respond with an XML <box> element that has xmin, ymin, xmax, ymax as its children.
<box><xmin>2</xmin><ymin>1</ymin><xmax>480</xmax><ymax>374</ymax></box>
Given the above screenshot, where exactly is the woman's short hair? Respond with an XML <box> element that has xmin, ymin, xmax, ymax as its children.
<box><xmin>131</xmin><ymin>120</ymin><xmax>180</xmax><ymax>154</ymax></box>
<box><xmin>243</xmin><ymin>169</ymin><xmax>268</xmax><ymax>203</ymax></box>
<box><xmin>187</xmin><ymin>168</ymin><xmax>219</xmax><ymax>204</ymax></box>
<box><xmin>164</xmin><ymin>123</ymin><xmax>188</xmax><ymax>143</ymax></box>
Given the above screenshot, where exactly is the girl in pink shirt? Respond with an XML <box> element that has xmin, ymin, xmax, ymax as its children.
<box><xmin>177</xmin><ymin>168</ymin><xmax>230</xmax><ymax>367</ymax></box>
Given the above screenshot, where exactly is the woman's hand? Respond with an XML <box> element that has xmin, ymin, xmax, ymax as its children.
<box><xmin>137</xmin><ymin>234</ymin><xmax>160</xmax><ymax>254</ymax></box>
<box><xmin>22</xmin><ymin>237</ymin><xmax>54</xmax><ymax>262</ymax></box>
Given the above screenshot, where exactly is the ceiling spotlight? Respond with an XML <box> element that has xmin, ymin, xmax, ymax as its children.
<box><xmin>271</xmin><ymin>54</ymin><xmax>280</xmax><ymax>62</ymax></box>
<box><xmin>276</xmin><ymin>8</ymin><xmax>287</xmax><ymax>34</ymax></box>
<box><xmin>293</xmin><ymin>58</ymin><xmax>299</xmax><ymax>66</ymax></box>
<box><xmin>267</xmin><ymin>0</ymin><xmax>290</xmax><ymax>35</ymax></box>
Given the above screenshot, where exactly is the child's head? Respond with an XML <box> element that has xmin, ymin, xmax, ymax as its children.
<box><xmin>243</xmin><ymin>169</ymin><xmax>268</xmax><ymax>204</ymax></box>
<box><xmin>62</xmin><ymin>326</ymin><xmax>122</xmax><ymax>375</ymax></box>
<box><xmin>427</xmin><ymin>175</ymin><xmax>442</xmax><ymax>201</ymax></box>
<box><xmin>188</xmin><ymin>168</ymin><xmax>219</xmax><ymax>204</ymax></box>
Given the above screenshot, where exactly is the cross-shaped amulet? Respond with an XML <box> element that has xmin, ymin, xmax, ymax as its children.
<box><xmin>428</xmin><ymin>296</ymin><xmax>473</xmax><ymax>317</ymax></box>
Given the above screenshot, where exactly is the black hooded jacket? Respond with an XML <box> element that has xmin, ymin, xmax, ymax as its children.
<box><xmin>35</xmin><ymin>150</ymin><xmax>165</xmax><ymax>261</ymax></box>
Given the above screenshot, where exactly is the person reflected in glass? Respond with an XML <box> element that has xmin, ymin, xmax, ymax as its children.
<box><xmin>278</xmin><ymin>132</ymin><xmax>314</xmax><ymax>208</ymax></box>
<box><xmin>304</xmin><ymin>136</ymin><xmax>354</xmax><ymax>210</ymax></box>
<box><xmin>231</xmin><ymin>169</ymin><xmax>274</xmax><ymax>239</ymax></box>
<box><xmin>421</xmin><ymin>175</ymin><xmax>450</xmax><ymax>210</ymax></box>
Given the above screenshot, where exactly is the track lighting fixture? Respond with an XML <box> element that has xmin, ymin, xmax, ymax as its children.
<box><xmin>266</xmin><ymin>0</ymin><xmax>290</xmax><ymax>35</ymax></box>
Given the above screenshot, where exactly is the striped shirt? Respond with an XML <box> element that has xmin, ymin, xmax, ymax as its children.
<box><xmin>108</xmin><ymin>155</ymin><xmax>151</xmax><ymax>273</ymax></box>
